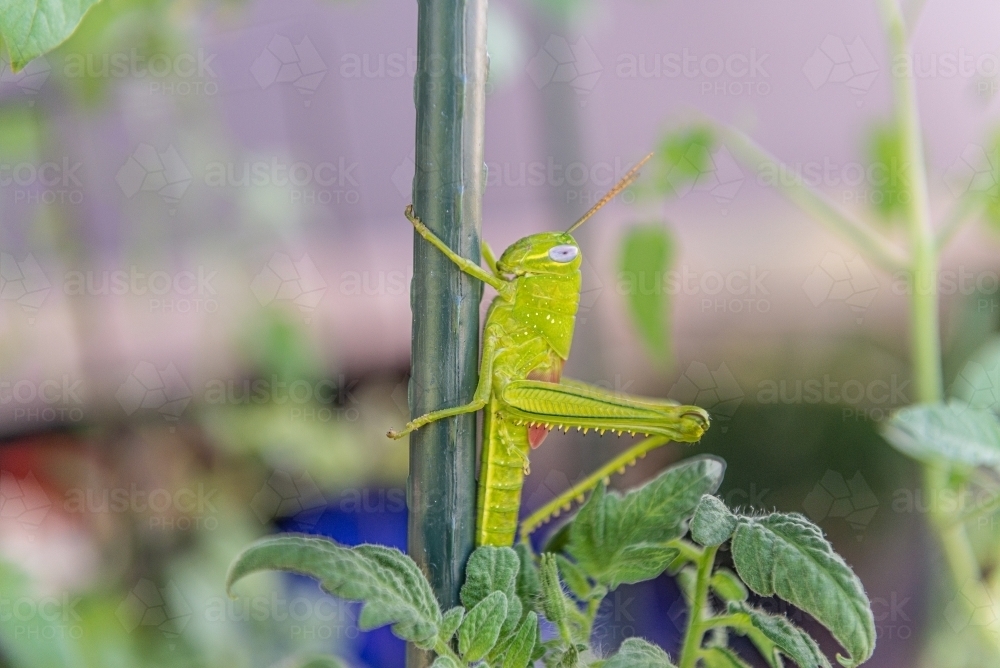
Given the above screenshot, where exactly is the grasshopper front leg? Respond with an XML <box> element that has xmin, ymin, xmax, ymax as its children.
<box><xmin>387</xmin><ymin>325</ymin><xmax>502</xmax><ymax>439</ymax></box>
<box><xmin>405</xmin><ymin>205</ymin><xmax>509</xmax><ymax>293</ymax></box>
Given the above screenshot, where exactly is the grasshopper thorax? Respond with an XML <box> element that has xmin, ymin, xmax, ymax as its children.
<box><xmin>496</xmin><ymin>232</ymin><xmax>582</xmax><ymax>277</ymax></box>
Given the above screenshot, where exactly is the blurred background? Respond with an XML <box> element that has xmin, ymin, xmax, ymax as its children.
<box><xmin>1</xmin><ymin>0</ymin><xmax>1000</xmax><ymax>666</ymax></box>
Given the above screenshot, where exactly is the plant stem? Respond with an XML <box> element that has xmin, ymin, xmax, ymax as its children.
<box><xmin>582</xmin><ymin>595</ymin><xmax>603</xmax><ymax>641</ymax></box>
<box><xmin>678</xmin><ymin>545</ymin><xmax>718</xmax><ymax>668</ymax></box>
<box><xmin>880</xmin><ymin>0</ymin><xmax>942</xmax><ymax>403</ymax></box>
<box><xmin>434</xmin><ymin>638</ymin><xmax>464</xmax><ymax>664</ymax></box>
<box><xmin>878</xmin><ymin>0</ymin><xmax>1000</xmax><ymax>659</ymax></box>
<box><xmin>408</xmin><ymin>0</ymin><xmax>488</xmax><ymax>664</ymax></box>
<box><xmin>707</xmin><ymin>119</ymin><xmax>908</xmax><ymax>273</ymax></box>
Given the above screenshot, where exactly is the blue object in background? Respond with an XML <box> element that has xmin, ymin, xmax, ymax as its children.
<box><xmin>279</xmin><ymin>487</ymin><xmax>409</xmax><ymax>668</ymax></box>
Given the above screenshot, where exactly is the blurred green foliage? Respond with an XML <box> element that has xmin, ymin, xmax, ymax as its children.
<box><xmin>617</xmin><ymin>224</ymin><xmax>675</xmax><ymax>367</ymax></box>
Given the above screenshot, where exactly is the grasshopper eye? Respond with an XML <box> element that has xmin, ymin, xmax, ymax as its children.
<box><xmin>548</xmin><ymin>245</ymin><xmax>578</xmax><ymax>263</ymax></box>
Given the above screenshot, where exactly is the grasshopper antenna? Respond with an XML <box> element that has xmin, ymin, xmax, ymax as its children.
<box><xmin>566</xmin><ymin>152</ymin><xmax>654</xmax><ymax>233</ymax></box>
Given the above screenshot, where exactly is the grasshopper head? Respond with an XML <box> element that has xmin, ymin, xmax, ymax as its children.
<box><xmin>496</xmin><ymin>232</ymin><xmax>582</xmax><ymax>277</ymax></box>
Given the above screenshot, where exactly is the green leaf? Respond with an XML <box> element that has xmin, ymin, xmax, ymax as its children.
<box><xmin>956</xmin><ymin>131</ymin><xmax>1000</xmax><ymax>229</ymax></box>
<box><xmin>567</xmin><ymin>456</ymin><xmax>725</xmax><ymax>588</ymax></box>
<box><xmin>882</xmin><ymin>401</ymin><xmax>1000</xmax><ymax>469</ymax></box>
<box><xmin>556</xmin><ymin>554</ymin><xmax>593</xmax><ymax>600</ymax></box>
<box><xmin>866</xmin><ymin>121</ymin><xmax>910</xmax><ymax>221</ymax></box>
<box><xmin>515</xmin><ymin>543</ymin><xmax>542</xmax><ymax>614</ymax></box>
<box><xmin>502</xmin><ymin>611</ymin><xmax>539</xmax><ymax>668</ymax></box>
<box><xmin>459</xmin><ymin>590</ymin><xmax>508</xmax><ymax>662</ymax></box>
<box><xmin>728</xmin><ymin>603</ymin><xmax>832</xmax><ymax>668</ymax></box>
<box><xmin>227</xmin><ymin>535</ymin><xmax>441</xmax><ymax>647</ymax></box>
<box><xmin>540</xmin><ymin>553</ymin><xmax>568</xmax><ymax>625</ymax></box>
<box><xmin>430</xmin><ymin>656</ymin><xmax>463</xmax><ymax>668</ymax></box>
<box><xmin>691</xmin><ymin>494</ymin><xmax>737</xmax><ymax>546</ymax></box>
<box><xmin>619</xmin><ymin>224</ymin><xmax>675</xmax><ymax>362</ymax></box>
<box><xmin>730</xmin><ymin>513</ymin><xmax>875</xmax><ymax>667</ymax></box>
<box><xmin>701</xmin><ymin>647</ymin><xmax>752</xmax><ymax>668</ymax></box>
<box><xmin>0</xmin><ymin>0</ymin><xmax>102</xmax><ymax>71</ymax></box>
<box><xmin>603</xmin><ymin>638</ymin><xmax>676</xmax><ymax>668</ymax></box>
<box><xmin>710</xmin><ymin>568</ymin><xmax>748</xmax><ymax>603</ymax></box>
<box><xmin>675</xmin><ymin>566</ymin><xmax>697</xmax><ymax>606</ymax></box>
<box><xmin>652</xmin><ymin>126</ymin><xmax>717</xmax><ymax>197</ymax></box>
<box><xmin>462</xmin><ymin>546</ymin><xmax>520</xmax><ymax>608</ymax></box>
<box><xmin>949</xmin><ymin>336</ymin><xmax>1000</xmax><ymax>413</ymax></box>
<box><xmin>440</xmin><ymin>606</ymin><xmax>465</xmax><ymax>641</ymax></box>
<box><xmin>291</xmin><ymin>657</ymin><xmax>347</xmax><ymax>668</ymax></box>
<box><xmin>461</xmin><ymin>545</ymin><xmax>522</xmax><ymax>635</ymax></box>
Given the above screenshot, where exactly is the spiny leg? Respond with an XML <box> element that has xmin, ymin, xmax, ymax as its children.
<box><xmin>405</xmin><ymin>205</ymin><xmax>507</xmax><ymax>293</ymax></box>
<box><xmin>519</xmin><ymin>435</ymin><xmax>671</xmax><ymax>542</ymax></box>
<box><xmin>387</xmin><ymin>325</ymin><xmax>501</xmax><ymax>439</ymax></box>
<box><xmin>499</xmin><ymin>378</ymin><xmax>710</xmax><ymax>442</ymax></box>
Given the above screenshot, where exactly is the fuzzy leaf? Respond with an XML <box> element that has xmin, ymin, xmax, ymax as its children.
<box><xmin>556</xmin><ymin>554</ymin><xmax>593</xmax><ymax>600</ymax></box>
<box><xmin>701</xmin><ymin>647</ymin><xmax>752</xmax><ymax>668</ymax></box>
<box><xmin>439</xmin><ymin>606</ymin><xmax>464</xmax><ymax>641</ymax></box>
<box><xmin>430</xmin><ymin>657</ymin><xmax>462</xmax><ymax>668</ymax></box>
<box><xmin>691</xmin><ymin>494</ymin><xmax>737</xmax><ymax>546</ymax></box>
<box><xmin>462</xmin><ymin>545</ymin><xmax>522</xmax><ymax>636</ymax></box>
<box><xmin>882</xmin><ymin>401</ymin><xmax>1000</xmax><ymax>469</ymax></box>
<box><xmin>462</xmin><ymin>546</ymin><xmax>520</xmax><ymax>608</ymax></box>
<box><xmin>515</xmin><ymin>543</ymin><xmax>542</xmax><ymax>614</ymax></box>
<box><xmin>730</xmin><ymin>514</ymin><xmax>875</xmax><ymax>667</ymax></box>
<box><xmin>0</xmin><ymin>0</ymin><xmax>102</xmax><ymax>70</ymax></box>
<box><xmin>728</xmin><ymin>603</ymin><xmax>832</xmax><ymax>668</ymax></box>
<box><xmin>459</xmin><ymin>590</ymin><xmax>507</xmax><ymax>662</ymax></box>
<box><xmin>567</xmin><ymin>456</ymin><xmax>725</xmax><ymax>588</ymax></box>
<box><xmin>710</xmin><ymin>568</ymin><xmax>747</xmax><ymax>603</ymax></box>
<box><xmin>539</xmin><ymin>553</ymin><xmax>567</xmax><ymax>624</ymax></box>
<box><xmin>502</xmin><ymin>611</ymin><xmax>539</xmax><ymax>668</ymax></box>
<box><xmin>603</xmin><ymin>638</ymin><xmax>676</xmax><ymax>668</ymax></box>
<box><xmin>227</xmin><ymin>535</ymin><xmax>441</xmax><ymax>647</ymax></box>
<box><xmin>619</xmin><ymin>224</ymin><xmax>675</xmax><ymax>362</ymax></box>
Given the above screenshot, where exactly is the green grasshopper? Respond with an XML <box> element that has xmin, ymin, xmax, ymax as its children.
<box><xmin>389</xmin><ymin>154</ymin><xmax>710</xmax><ymax>547</ymax></box>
